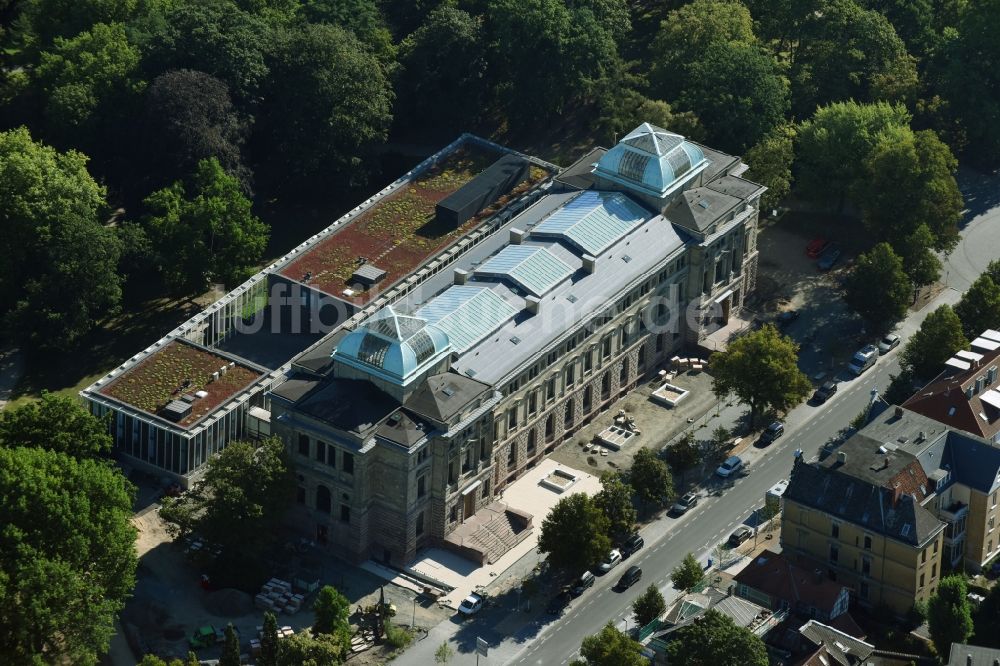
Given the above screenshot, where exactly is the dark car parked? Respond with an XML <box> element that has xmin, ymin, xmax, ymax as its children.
<box><xmin>818</xmin><ymin>247</ymin><xmax>842</xmax><ymax>271</ymax></box>
<box><xmin>728</xmin><ymin>525</ymin><xmax>754</xmax><ymax>547</ymax></box>
<box><xmin>621</xmin><ymin>534</ymin><xmax>644</xmax><ymax>558</ymax></box>
<box><xmin>759</xmin><ymin>421</ymin><xmax>785</xmax><ymax>445</ymax></box>
<box><xmin>812</xmin><ymin>381</ymin><xmax>838</xmax><ymax>404</ymax></box>
<box><xmin>616</xmin><ymin>565</ymin><xmax>642</xmax><ymax>590</ymax></box>
<box><xmin>546</xmin><ymin>590</ymin><xmax>573</xmax><ymax>615</ymax></box>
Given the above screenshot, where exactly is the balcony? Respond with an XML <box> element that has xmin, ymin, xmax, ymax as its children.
<box><xmin>939</xmin><ymin>500</ymin><xmax>969</xmax><ymax>522</ymax></box>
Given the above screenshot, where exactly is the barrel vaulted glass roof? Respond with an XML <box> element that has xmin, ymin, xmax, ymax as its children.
<box><xmin>530</xmin><ymin>190</ymin><xmax>650</xmax><ymax>256</ymax></box>
<box><xmin>415</xmin><ymin>285</ymin><xmax>518</xmax><ymax>353</ymax></box>
<box><xmin>475</xmin><ymin>245</ymin><xmax>574</xmax><ymax>296</ymax></box>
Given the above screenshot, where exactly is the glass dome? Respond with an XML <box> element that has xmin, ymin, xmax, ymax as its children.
<box><xmin>594</xmin><ymin>123</ymin><xmax>708</xmax><ymax>198</ymax></box>
<box><xmin>334</xmin><ymin>306</ymin><xmax>450</xmax><ymax>383</ymax></box>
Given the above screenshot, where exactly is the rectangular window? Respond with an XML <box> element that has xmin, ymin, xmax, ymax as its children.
<box><xmin>315</xmin><ymin>442</ymin><xmax>326</xmax><ymax>464</ymax></box>
<box><xmin>298</xmin><ymin>434</ymin><xmax>309</xmax><ymax>456</ymax></box>
<box><xmin>919</xmin><ymin>573</ymin><xmax>925</xmax><ymax>588</ymax></box>
<box><xmin>340</xmin><ymin>505</ymin><xmax>350</xmax><ymax>523</ymax></box>
<box><xmin>602</xmin><ymin>337</ymin><xmax>611</xmax><ymax>359</ymax></box>
<box><xmin>482</xmin><ymin>480</ymin><xmax>490</xmax><ymax>499</ymax></box>
<box><xmin>863</xmin><ymin>535</ymin><xmax>872</xmax><ymax>550</ymax></box>
<box><xmin>861</xmin><ymin>557</ymin><xmax>871</xmax><ymax>576</ymax></box>
<box><xmin>325</xmin><ymin>444</ymin><xmax>335</xmax><ymax>468</ymax></box>
<box><xmin>583</xmin><ymin>351</ymin><xmax>593</xmax><ymax>373</ymax></box>
<box><xmin>992</xmin><ymin>491</ymin><xmax>997</xmax><ymax>507</ymax></box>
<box><xmin>829</xmin><ymin>544</ymin><xmax>839</xmax><ymax>563</ymax></box>
<box><xmin>831</xmin><ymin>523</ymin><xmax>839</xmax><ymax>538</ymax></box>
<box><xmin>547</xmin><ymin>351</ymin><xmax>558</xmax><ymax>367</ymax></box>
<box><xmin>931</xmin><ymin>563</ymin><xmax>937</xmax><ymax>578</ymax></box>
<box><xmin>343</xmin><ymin>452</ymin><xmax>354</xmax><ymax>474</ymax></box>
<box><xmin>990</xmin><ymin>517</ymin><xmax>995</xmax><ymax>532</ymax></box>
<box><xmin>418</xmin><ymin>448</ymin><xmax>428</xmax><ymax>464</ymax></box>
<box><xmin>417</xmin><ymin>475</ymin><xmax>426</xmax><ymax>498</ymax></box>
<box><xmin>922</xmin><ymin>548</ymin><xmax>926</xmax><ymax>564</ymax></box>
<box><xmin>566</xmin><ymin>364</ymin><xmax>576</xmax><ymax>387</ymax></box>
<box><xmin>449</xmin><ymin>505</ymin><xmax>458</xmax><ymax>523</ymax></box>
<box><xmin>528</xmin><ymin>392</ymin><xmax>537</xmax><ymax>416</ymax></box>
<box><xmin>508</xmin><ymin>408</ymin><xmax>517</xmax><ymax>429</ymax></box>
<box><xmin>416</xmin><ymin>511</ymin><xmax>424</xmax><ymax>536</ymax></box>
<box><xmin>546</xmin><ymin>377</ymin><xmax>556</xmax><ymax>401</ymax></box>
<box><xmin>933</xmin><ymin>540</ymin><xmax>938</xmax><ymax>554</ymax></box>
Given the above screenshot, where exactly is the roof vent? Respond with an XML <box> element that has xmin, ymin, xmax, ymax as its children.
<box><xmin>895</xmin><ymin>406</ymin><xmax>904</xmax><ymax>418</ymax></box>
<box><xmin>837</xmin><ymin>451</ymin><xmax>847</xmax><ymax>465</ymax></box>
<box><xmin>454</xmin><ymin>268</ymin><xmax>469</xmax><ymax>285</ymax></box>
<box><xmin>525</xmin><ymin>295</ymin><xmax>541</xmax><ymax>315</ymax></box>
<box><xmin>509</xmin><ymin>227</ymin><xmax>525</xmax><ymax>245</ymax></box>
<box><xmin>582</xmin><ymin>254</ymin><xmax>596</xmax><ymax>274</ymax></box>
<box><xmin>441</xmin><ymin>385</ymin><xmax>455</xmax><ymax>397</ymax></box>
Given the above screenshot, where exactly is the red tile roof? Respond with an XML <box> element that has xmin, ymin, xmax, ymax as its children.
<box><xmin>735</xmin><ymin>549</ymin><xmax>848</xmax><ymax>616</ymax></box>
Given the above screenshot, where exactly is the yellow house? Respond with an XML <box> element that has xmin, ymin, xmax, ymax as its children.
<box><xmin>782</xmin><ymin>406</ymin><xmax>1000</xmax><ymax>614</ymax></box>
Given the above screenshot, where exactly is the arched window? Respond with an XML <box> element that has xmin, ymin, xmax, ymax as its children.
<box><xmin>527</xmin><ymin>429</ymin><xmax>537</xmax><ymax>454</ymax></box>
<box><xmin>316</xmin><ymin>485</ymin><xmax>331</xmax><ymax>513</ymax></box>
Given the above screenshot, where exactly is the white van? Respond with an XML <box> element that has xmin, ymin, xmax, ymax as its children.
<box><xmin>848</xmin><ymin>344</ymin><xmax>879</xmax><ymax>375</ymax></box>
<box><xmin>765</xmin><ymin>479</ymin><xmax>788</xmax><ymax>515</ymax></box>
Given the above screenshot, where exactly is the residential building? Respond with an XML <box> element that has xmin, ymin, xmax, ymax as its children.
<box><xmin>792</xmin><ymin>620</ymin><xmax>919</xmax><ymax>666</ymax></box>
<box><xmin>947</xmin><ymin>642</ymin><xmax>1000</xmax><ymax>666</ymax></box>
<box><xmin>903</xmin><ymin>329</ymin><xmax>1000</xmax><ymax>443</ymax></box>
<box><xmin>783</xmin><ymin>405</ymin><xmax>1000</xmax><ymax>614</ymax></box>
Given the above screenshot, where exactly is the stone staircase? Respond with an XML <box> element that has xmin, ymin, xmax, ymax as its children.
<box><xmin>444</xmin><ymin>502</ymin><xmax>533</xmax><ymax>565</ymax></box>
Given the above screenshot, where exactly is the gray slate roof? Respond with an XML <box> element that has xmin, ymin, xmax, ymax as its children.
<box><xmin>404</xmin><ymin>372</ymin><xmax>491</xmax><ymax>424</ymax></box>
<box><xmin>799</xmin><ymin>619</ymin><xmax>875</xmax><ymax>666</ymax></box>
<box><xmin>294</xmin><ymin>378</ymin><xmax>398</xmax><ymax>437</ymax></box>
<box><xmin>947</xmin><ymin>642</ymin><xmax>1000</xmax><ymax>666</ymax></box>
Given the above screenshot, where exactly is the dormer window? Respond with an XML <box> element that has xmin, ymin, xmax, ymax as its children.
<box><xmin>948</xmin><ymin>406</ymin><xmax>956</xmax><ymax>416</ymax></box>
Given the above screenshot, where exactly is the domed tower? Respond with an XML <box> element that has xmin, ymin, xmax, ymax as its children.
<box><xmin>592</xmin><ymin>122</ymin><xmax>709</xmax><ymax>212</ymax></box>
<box><xmin>333</xmin><ymin>306</ymin><xmax>451</xmax><ymax>401</ymax></box>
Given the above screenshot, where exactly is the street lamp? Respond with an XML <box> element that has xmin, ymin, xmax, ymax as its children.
<box><xmin>411</xmin><ymin>597</ymin><xmax>416</xmax><ymax>628</ymax></box>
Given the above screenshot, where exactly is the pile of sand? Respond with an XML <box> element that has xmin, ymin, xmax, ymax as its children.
<box><xmin>204</xmin><ymin>588</ymin><xmax>253</xmax><ymax>617</ymax></box>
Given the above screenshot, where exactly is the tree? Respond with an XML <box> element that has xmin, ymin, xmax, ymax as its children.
<box><xmin>0</xmin><ymin>391</ymin><xmax>111</xmax><ymax>459</ymax></box>
<box><xmin>678</xmin><ymin>41</ymin><xmax>790</xmax><ymax>154</ymax></box>
<box><xmin>220</xmin><ymin>624</ymin><xmax>240</xmax><ymax>666</ymax></box>
<box><xmin>665</xmin><ymin>431</ymin><xmax>702</xmax><ymax>472</ymax></box>
<box><xmin>897</xmin><ymin>224</ymin><xmax>942</xmax><ymax>288</ymax></box>
<box><xmin>579</xmin><ymin>622</ymin><xmax>646</xmax><ymax>666</ymax></box>
<box><xmin>665</xmin><ymin>609</ymin><xmax>768</xmax><ymax>666</ymax></box>
<box><xmin>856</xmin><ymin>126</ymin><xmax>963</xmax><ymax>252</ymax></box>
<box><xmin>139</xmin><ymin>0</ymin><xmax>277</xmax><ymax>102</ymax></box>
<box><xmin>843</xmin><ymin>243</ymin><xmax>911</xmax><ymax>336</ymax></box>
<box><xmin>744</xmin><ymin>123</ymin><xmax>795</xmax><ymax>213</ymax></box>
<box><xmin>299</xmin><ymin>0</ymin><xmax>395</xmax><ymax>62</ymax></box>
<box><xmin>670</xmin><ymin>553</ymin><xmax>704</xmax><ymax>591</ymax></box>
<box><xmin>484</xmin><ymin>0</ymin><xmax>622</xmax><ymax>127</ymax></box>
<box><xmin>937</xmin><ymin>0</ymin><xmax>1000</xmax><ymax>165</ymax></box>
<box><xmin>159</xmin><ymin>438</ymin><xmax>295</xmax><ymax>580</ymax></box>
<box><xmin>0</xmin><ymin>127</ymin><xmax>122</xmax><ymax>352</ymax></box>
<box><xmin>706</xmin><ymin>425</ymin><xmax>732</xmax><ymax>464</ymax></box>
<box><xmin>795</xmin><ymin>100</ymin><xmax>910</xmax><ymax>209</ymax></box>
<box><xmin>538</xmin><ymin>493</ymin><xmax>611</xmax><ymax>573</ymax></box>
<box><xmin>144</xmin><ymin>157</ymin><xmax>268</xmax><ymax>294</ymax></box>
<box><xmin>597</xmin><ymin>90</ymin><xmax>704</xmax><ymax>148</ymax></box>
<box><xmin>710</xmin><ymin>324</ymin><xmax>812</xmax><ymax>426</ymax></box>
<box><xmin>35</xmin><ymin>22</ymin><xmax>143</xmax><ymax>135</ymax></box>
<box><xmin>140</xmin><ymin>69</ymin><xmax>249</xmax><ymax>192</ymax></box>
<box><xmin>0</xmin><ymin>446</ymin><xmax>137</xmax><ymax>664</ymax></box>
<box><xmin>257</xmin><ymin>22</ymin><xmax>392</xmax><ymax>191</ymax></box>
<box><xmin>633</xmin><ymin>585</ymin><xmax>666</xmax><ymax>627</ymax></box>
<box><xmin>955</xmin><ymin>274</ymin><xmax>1000</xmax><ymax>340</ymax></box>
<box><xmin>395</xmin><ymin>6</ymin><xmax>486</xmax><ymax>133</ymax></box>
<box><xmin>901</xmin><ymin>305</ymin><xmax>968</xmax><ymax>379</ymax></box>
<box><xmin>312</xmin><ymin>585</ymin><xmax>351</xmax><ymax>655</ymax></box>
<box><xmin>648</xmin><ymin>0</ymin><xmax>755</xmax><ymax>95</ymax></box>
<box><xmin>435</xmin><ymin>641</ymin><xmax>454</xmax><ymax>664</ymax></box>
<box><xmin>594</xmin><ymin>472</ymin><xmax>637</xmax><ymax>542</ymax></box>
<box><xmin>276</xmin><ymin>631</ymin><xmax>347</xmax><ymax>666</ymax></box>
<box><xmin>863</xmin><ymin>0</ymin><xmax>940</xmax><ymax>57</ymax></box>
<box><xmin>10</xmin><ymin>0</ymin><xmax>139</xmax><ymax>49</ymax></box>
<box><xmin>790</xmin><ymin>0</ymin><xmax>917</xmax><ymax>115</ymax></box>
<box><xmin>259</xmin><ymin>611</ymin><xmax>279</xmax><ymax>666</ymax></box>
<box><xmin>927</xmin><ymin>575</ymin><xmax>974</xmax><ymax>658</ymax></box>
<box><xmin>629</xmin><ymin>448</ymin><xmax>675</xmax><ymax>511</ymax></box>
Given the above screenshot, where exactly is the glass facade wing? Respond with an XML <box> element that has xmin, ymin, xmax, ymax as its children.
<box><xmin>416</xmin><ymin>286</ymin><xmax>517</xmax><ymax>353</ymax></box>
<box><xmin>532</xmin><ymin>191</ymin><xmax>649</xmax><ymax>256</ymax></box>
<box><xmin>475</xmin><ymin>245</ymin><xmax>574</xmax><ymax>296</ymax></box>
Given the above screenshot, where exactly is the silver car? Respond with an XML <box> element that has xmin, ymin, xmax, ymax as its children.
<box><xmin>878</xmin><ymin>334</ymin><xmax>900</xmax><ymax>354</ymax></box>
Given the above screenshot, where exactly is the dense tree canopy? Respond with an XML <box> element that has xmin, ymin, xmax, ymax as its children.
<box><xmin>256</xmin><ymin>22</ymin><xmax>393</xmax><ymax>191</ymax></box>
<box><xmin>896</xmin><ymin>224</ymin><xmax>942</xmax><ymax>288</ymax></box>
<box><xmin>710</xmin><ymin>324</ymin><xmax>811</xmax><ymax>425</ymax></box>
<box><xmin>143</xmin><ymin>157</ymin><xmax>268</xmax><ymax>293</ymax></box>
<box><xmin>538</xmin><ymin>493</ymin><xmax>611</xmax><ymax>573</ymax></box>
<box><xmin>140</xmin><ymin>69</ymin><xmax>249</xmax><ymax>192</ymax></box>
<box><xmin>633</xmin><ymin>585</ymin><xmax>666</xmax><ymax>627</ymax></box>
<box><xmin>312</xmin><ymin>584</ymin><xmax>351</xmax><ymax>656</ymax></box>
<box><xmin>790</xmin><ymin>0</ymin><xmax>917</xmax><ymax>115</ymax></box>
<box><xmin>10</xmin><ymin>0</ymin><xmax>139</xmax><ymax>50</ymax></box>
<box><xmin>0</xmin><ymin>392</ymin><xmax>111</xmax><ymax>459</ymax></box>
<box><xmin>843</xmin><ymin>243</ymin><xmax>912</xmax><ymax>336</ymax></box>
<box><xmin>0</xmin><ymin>127</ymin><xmax>121</xmax><ymax>352</ymax></box>
<box><xmin>901</xmin><ymin>304</ymin><xmax>967</xmax><ymax>379</ymax></box>
<box><xmin>744</xmin><ymin>123</ymin><xmax>795</xmax><ymax>213</ymax></box>
<box><xmin>665</xmin><ymin>609</ymin><xmax>768</xmax><ymax>666</ymax></box>
<box><xmin>628</xmin><ymin>448</ymin><xmax>675</xmax><ymax>511</ymax></box>
<box><xmin>678</xmin><ymin>40</ymin><xmax>789</xmax><ymax>153</ymax></box>
<box><xmin>578</xmin><ymin>623</ymin><xmax>646</xmax><ymax>666</ymax></box>
<box><xmin>0</xmin><ymin>446</ymin><xmax>137</xmax><ymax>665</ymax></box>
<box><xmin>670</xmin><ymin>553</ymin><xmax>704</xmax><ymax>591</ymax></box>
<box><xmin>593</xmin><ymin>472</ymin><xmax>637</xmax><ymax>542</ymax></box>
<box><xmin>795</xmin><ymin>101</ymin><xmax>911</xmax><ymax>209</ymax></box>
<box><xmin>856</xmin><ymin>126</ymin><xmax>963</xmax><ymax>251</ymax></box>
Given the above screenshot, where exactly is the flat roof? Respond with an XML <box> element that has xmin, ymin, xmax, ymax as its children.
<box><xmin>278</xmin><ymin>141</ymin><xmax>552</xmax><ymax>306</ymax></box>
<box><xmin>98</xmin><ymin>339</ymin><xmax>265</xmax><ymax>429</ymax></box>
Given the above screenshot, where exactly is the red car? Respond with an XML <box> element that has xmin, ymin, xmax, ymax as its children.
<box><xmin>806</xmin><ymin>239</ymin><xmax>830</xmax><ymax>257</ymax></box>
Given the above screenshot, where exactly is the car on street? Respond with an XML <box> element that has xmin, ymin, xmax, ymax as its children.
<box><xmin>848</xmin><ymin>344</ymin><xmax>879</xmax><ymax>375</ymax></box>
<box><xmin>759</xmin><ymin>421</ymin><xmax>785</xmax><ymax>445</ymax></box>
<box><xmin>817</xmin><ymin>246</ymin><xmax>842</xmax><ymax>271</ymax></box>
<box><xmin>716</xmin><ymin>455</ymin><xmax>744</xmax><ymax>478</ymax></box>
<box><xmin>616</xmin><ymin>565</ymin><xmax>643</xmax><ymax>591</ymax></box>
<box><xmin>806</xmin><ymin>238</ymin><xmax>830</xmax><ymax>258</ymax></box>
<box><xmin>597</xmin><ymin>549</ymin><xmax>623</xmax><ymax>574</ymax></box>
<box><xmin>671</xmin><ymin>491</ymin><xmax>700</xmax><ymax>516</ymax></box>
<box><xmin>775</xmin><ymin>310</ymin><xmax>799</xmax><ymax>329</ymax></box>
<box><xmin>457</xmin><ymin>593</ymin><xmax>485</xmax><ymax>616</ymax></box>
<box><xmin>812</xmin><ymin>381</ymin><xmax>838</xmax><ymax>404</ymax></box>
<box><xmin>621</xmin><ymin>534</ymin><xmax>644</xmax><ymax>558</ymax></box>
<box><xmin>571</xmin><ymin>571</ymin><xmax>596</xmax><ymax>596</ymax></box>
<box><xmin>728</xmin><ymin>525</ymin><xmax>755</xmax><ymax>547</ymax></box>
<box><xmin>546</xmin><ymin>590</ymin><xmax>573</xmax><ymax>615</ymax></box>
<box><xmin>878</xmin><ymin>333</ymin><xmax>901</xmax><ymax>354</ymax></box>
